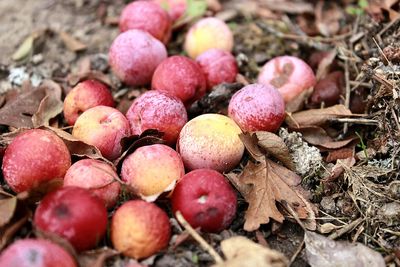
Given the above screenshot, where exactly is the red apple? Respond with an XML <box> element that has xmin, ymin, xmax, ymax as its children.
<box><xmin>0</xmin><ymin>239</ymin><xmax>77</xmax><ymax>267</ymax></box>
<box><xmin>196</xmin><ymin>48</ymin><xmax>238</xmax><ymax>90</ymax></box>
<box><xmin>72</xmin><ymin>106</ymin><xmax>131</xmax><ymax>160</ymax></box>
<box><xmin>171</xmin><ymin>169</ymin><xmax>237</xmax><ymax>232</ymax></box>
<box><xmin>121</xmin><ymin>144</ymin><xmax>184</xmax><ymax>201</ymax></box>
<box><xmin>2</xmin><ymin>129</ymin><xmax>71</xmax><ymax>193</ymax></box>
<box><xmin>154</xmin><ymin>0</ymin><xmax>187</xmax><ymax>22</ymax></box>
<box><xmin>111</xmin><ymin>200</ymin><xmax>171</xmax><ymax>259</ymax></box>
<box><xmin>257</xmin><ymin>56</ymin><xmax>316</xmax><ymax>103</ymax></box>
<box><xmin>152</xmin><ymin>55</ymin><xmax>206</xmax><ymax>107</ymax></box>
<box><xmin>228</xmin><ymin>83</ymin><xmax>285</xmax><ymax>132</ymax></box>
<box><xmin>126</xmin><ymin>91</ymin><xmax>187</xmax><ymax>145</ymax></box>
<box><xmin>63</xmin><ymin>79</ymin><xmax>114</xmax><ymax>126</ymax></box>
<box><xmin>63</xmin><ymin>159</ymin><xmax>120</xmax><ymax>208</ymax></box>
<box><xmin>119</xmin><ymin>1</ymin><xmax>172</xmax><ymax>44</ymax></box>
<box><xmin>34</xmin><ymin>186</ymin><xmax>108</xmax><ymax>252</ymax></box>
<box><xmin>109</xmin><ymin>29</ymin><xmax>167</xmax><ymax>86</ymax></box>
<box><xmin>184</xmin><ymin>17</ymin><xmax>234</xmax><ymax>59</ymax></box>
<box><xmin>177</xmin><ymin>114</ymin><xmax>244</xmax><ymax>172</ymax></box>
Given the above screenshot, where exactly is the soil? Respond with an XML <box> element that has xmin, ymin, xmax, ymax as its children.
<box><xmin>1</xmin><ymin>0</ymin><xmax>400</xmax><ymax>266</ymax></box>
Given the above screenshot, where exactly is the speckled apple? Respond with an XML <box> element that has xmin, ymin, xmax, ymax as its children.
<box><xmin>154</xmin><ymin>0</ymin><xmax>187</xmax><ymax>22</ymax></box>
<box><xmin>72</xmin><ymin>106</ymin><xmax>131</xmax><ymax>160</ymax></box>
<box><xmin>34</xmin><ymin>186</ymin><xmax>108</xmax><ymax>252</ymax></box>
<box><xmin>196</xmin><ymin>48</ymin><xmax>238</xmax><ymax>90</ymax></box>
<box><xmin>111</xmin><ymin>200</ymin><xmax>171</xmax><ymax>259</ymax></box>
<box><xmin>177</xmin><ymin>114</ymin><xmax>244</xmax><ymax>172</ymax></box>
<box><xmin>63</xmin><ymin>159</ymin><xmax>121</xmax><ymax>208</ymax></box>
<box><xmin>109</xmin><ymin>29</ymin><xmax>167</xmax><ymax>86</ymax></box>
<box><xmin>119</xmin><ymin>1</ymin><xmax>172</xmax><ymax>44</ymax></box>
<box><xmin>172</xmin><ymin>169</ymin><xmax>237</xmax><ymax>232</ymax></box>
<box><xmin>2</xmin><ymin>129</ymin><xmax>71</xmax><ymax>193</ymax></box>
<box><xmin>257</xmin><ymin>55</ymin><xmax>316</xmax><ymax>103</ymax></box>
<box><xmin>63</xmin><ymin>79</ymin><xmax>114</xmax><ymax>126</ymax></box>
<box><xmin>0</xmin><ymin>239</ymin><xmax>77</xmax><ymax>267</ymax></box>
<box><xmin>228</xmin><ymin>83</ymin><xmax>285</xmax><ymax>132</ymax></box>
<box><xmin>184</xmin><ymin>17</ymin><xmax>234</xmax><ymax>59</ymax></box>
<box><xmin>126</xmin><ymin>91</ymin><xmax>187</xmax><ymax>145</ymax></box>
<box><xmin>152</xmin><ymin>55</ymin><xmax>206</xmax><ymax>107</ymax></box>
<box><xmin>121</xmin><ymin>144</ymin><xmax>184</xmax><ymax>201</ymax></box>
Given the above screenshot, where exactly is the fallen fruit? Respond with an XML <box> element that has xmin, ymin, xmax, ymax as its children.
<box><xmin>34</xmin><ymin>186</ymin><xmax>108</xmax><ymax>252</ymax></box>
<box><xmin>111</xmin><ymin>200</ymin><xmax>171</xmax><ymax>259</ymax></box>
<box><xmin>196</xmin><ymin>48</ymin><xmax>238</xmax><ymax>90</ymax></box>
<box><xmin>172</xmin><ymin>169</ymin><xmax>237</xmax><ymax>232</ymax></box>
<box><xmin>119</xmin><ymin>1</ymin><xmax>172</xmax><ymax>44</ymax></box>
<box><xmin>184</xmin><ymin>17</ymin><xmax>234</xmax><ymax>59</ymax></box>
<box><xmin>257</xmin><ymin>55</ymin><xmax>316</xmax><ymax>103</ymax></box>
<box><xmin>63</xmin><ymin>79</ymin><xmax>114</xmax><ymax>126</ymax></box>
<box><xmin>177</xmin><ymin>114</ymin><xmax>244</xmax><ymax>172</ymax></box>
<box><xmin>121</xmin><ymin>144</ymin><xmax>184</xmax><ymax>201</ymax></box>
<box><xmin>154</xmin><ymin>0</ymin><xmax>187</xmax><ymax>22</ymax></box>
<box><xmin>126</xmin><ymin>90</ymin><xmax>187</xmax><ymax>145</ymax></box>
<box><xmin>109</xmin><ymin>29</ymin><xmax>167</xmax><ymax>86</ymax></box>
<box><xmin>152</xmin><ymin>55</ymin><xmax>206</xmax><ymax>107</ymax></box>
<box><xmin>0</xmin><ymin>238</ymin><xmax>77</xmax><ymax>267</ymax></box>
<box><xmin>2</xmin><ymin>129</ymin><xmax>71</xmax><ymax>193</ymax></box>
<box><xmin>63</xmin><ymin>159</ymin><xmax>121</xmax><ymax>208</ymax></box>
<box><xmin>228</xmin><ymin>83</ymin><xmax>285</xmax><ymax>132</ymax></box>
<box><xmin>72</xmin><ymin>106</ymin><xmax>131</xmax><ymax>160</ymax></box>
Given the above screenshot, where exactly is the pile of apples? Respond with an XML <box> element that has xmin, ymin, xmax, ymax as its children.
<box><xmin>0</xmin><ymin>0</ymin><xmax>317</xmax><ymax>266</ymax></box>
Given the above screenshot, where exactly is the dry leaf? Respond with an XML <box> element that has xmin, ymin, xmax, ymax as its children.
<box><xmin>226</xmin><ymin>157</ymin><xmax>311</xmax><ymax>231</ymax></box>
<box><xmin>322</xmin><ymin>157</ymin><xmax>356</xmax><ymax>183</ymax></box>
<box><xmin>326</xmin><ymin>147</ymin><xmax>355</xmax><ymax>163</ymax></box>
<box><xmin>68</xmin><ymin>70</ymin><xmax>113</xmax><ymax>88</ymax></box>
<box><xmin>12</xmin><ymin>30</ymin><xmax>46</xmax><ymax>61</ymax></box>
<box><xmin>298</xmin><ymin>126</ymin><xmax>356</xmax><ymax>149</ymax></box>
<box><xmin>59</xmin><ymin>31</ymin><xmax>87</xmax><ymax>52</ymax></box>
<box><xmin>0</xmin><ymin>196</ymin><xmax>17</xmax><ymax>228</ymax></box>
<box><xmin>0</xmin><ymin>208</ymin><xmax>31</xmax><ymax>250</ymax></box>
<box><xmin>315</xmin><ymin>50</ymin><xmax>337</xmax><ymax>81</ymax></box>
<box><xmin>46</xmin><ymin>126</ymin><xmax>109</xmax><ymax>162</ymax></box>
<box><xmin>78</xmin><ymin>247</ymin><xmax>120</xmax><ymax>267</ymax></box>
<box><xmin>305</xmin><ymin>231</ymin><xmax>385</xmax><ymax>267</ymax></box>
<box><xmin>212</xmin><ymin>236</ymin><xmax>288</xmax><ymax>267</ymax></box>
<box><xmin>286</xmin><ymin>104</ymin><xmax>353</xmax><ymax>128</ymax></box>
<box><xmin>315</xmin><ymin>2</ymin><xmax>344</xmax><ymax>37</ymax></box>
<box><xmin>32</xmin><ymin>80</ymin><xmax>63</xmax><ymax>127</ymax></box>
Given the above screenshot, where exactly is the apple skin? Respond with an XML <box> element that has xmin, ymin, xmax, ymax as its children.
<box><xmin>126</xmin><ymin>91</ymin><xmax>187</xmax><ymax>145</ymax></box>
<box><xmin>184</xmin><ymin>17</ymin><xmax>234</xmax><ymax>59</ymax></box>
<box><xmin>228</xmin><ymin>83</ymin><xmax>285</xmax><ymax>132</ymax></box>
<box><xmin>63</xmin><ymin>159</ymin><xmax>120</xmax><ymax>209</ymax></box>
<box><xmin>111</xmin><ymin>200</ymin><xmax>171</xmax><ymax>259</ymax></box>
<box><xmin>171</xmin><ymin>169</ymin><xmax>237</xmax><ymax>232</ymax></box>
<box><xmin>109</xmin><ymin>29</ymin><xmax>167</xmax><ymax>86</ymax></box>
<box><xmin>152</xmin><ymin>55</ymin><xmax>206</xmax><ymax>107</ymax></box>
<box><xmin>2</xmin><ymin>129</ymin><xmax>71</xmax><ymax>193</ymax></box>
<box><xmin>119</xmin><ymin>1</ymin><xmax>172</xmax><ymax>44</ymax></box>
<box><xmin>121</xmin><ymin>144</ymin><xmax>184</xmax><ymax>201</ymax></box>
<box><xmin>33</xmin><ymin>186</ymin><xmax>108</xmax><ymax>252</ymax></box>
<box><xmin>63</xmin><ymin>80</ymin><xmax>114</xmax><ymax>126</ymax></box>
<box><xmin>196</xmin><ymin>48</ymin><xmax>238</xmax><ymax>90</ymax></box>
<box><xmin>72</xmin><ymin>106</ymin><xmax>131</xmax><ymax>160</ymax></box>
<box><xmin>153</xmin><ymin>0</ymin><xmax>187</xmax><ymax>22</ymax></box>
<box><xmin>177</xmin><ymin>114</ymin><xmax>244</xmax><ymax>172</ymax></box>
<box><xmin>257</xmin><ymin>56</ymin><xmax>316</xmax><ymax>103</ymax></box>
<box><xmin>0</xmin><ymin>238</ymin><xmax>77</xmax><ymax>267</ymax></box>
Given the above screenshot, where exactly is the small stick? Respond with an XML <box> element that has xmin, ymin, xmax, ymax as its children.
<box><xmin>343</xmin><ymin>60</ymin><xmax>351</xmax><ymax>134</ymax></box>
<box><xmin>289</xmin><ymin>240</ymin><xmax>305</xmax><ymax>266</ymax></box>
<box><xmin>175</xmin><ymin>211</ymin><xmax>224</xmax><ymax>264</ymax></box>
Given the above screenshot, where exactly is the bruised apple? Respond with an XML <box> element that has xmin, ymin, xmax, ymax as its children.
<box><xmin>2</xmin><ymin>129</ymin><xmax>71</xmax><ymax>193</ymax></box>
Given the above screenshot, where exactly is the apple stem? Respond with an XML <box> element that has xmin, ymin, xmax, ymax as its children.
<box><xmin>175</xmin><ymin>211</ymin><xmax>224</xmax><ymax>264</ymax></box>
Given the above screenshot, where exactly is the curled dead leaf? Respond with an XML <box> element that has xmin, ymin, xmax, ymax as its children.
<box><xmin>59</xmin><ymin>31</ymin><xmax>87</xmax><ymax>52</ymax></box>
<box><xmin>32</xmin><ymin>80</ymin><xmax>63</xmax><ymax>127</ymax></box>
<box><xmin>0</xmin><ymin>196</ymin><xmax>17</xmax><ymax>228</ymax></box>
<box><xmin>212</xmin><ymin>236</ymin><xmax>288</xmax><ymax>267</ymax></box>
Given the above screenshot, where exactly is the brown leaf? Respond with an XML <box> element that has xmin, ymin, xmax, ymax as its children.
<box><xmin>322</xmin><ymin>157</ymin><xmax>356</xmax><ymax>183</ymax></box>
<box><xmin>226</xmin><ymin>157</ymin><xmax>311</xmax><ymax>231</ymax></box>
<box><xmin>0</xmin><ymin>196</ymin><xmax>17</xmax><ymax>227</ymax></box>
<box><xmin>305</xmin><ymin>231</ymin><xmax>385</xmax><ymax>267</ymax></box>
<box><xmin>0</xmin><ymin>208</ymin><xmax>31</xmax><ymax>250</ymax></box>
<box><xmin>46</xmin><ymin>126</ymin><xmax>109</xmax><ymax>162</ymax></box>
<box><xmin>298</xmin><ymin>126</ymin><xmax>357</xmax><ymax>149</ymax></box>
<box><xmin>59</xmin><ymin>31</ymin><xmax>87</xmax><ymax>52</ymax></box>
<box><xmin>315</xmin><ymin>2</ymin><xmax>344</xmax><ymax>37</ymax></box>
<box><xmin>67</xmin><ymin>70</ymin><xmax>113</xmax><ymax>89</ymax></box>
<box><xmin>315</xmin><ymin>50</ymin><xmax>337</xmax><ymax>81</ymax></box>
<box><xmin>326</xmin><ymin>147</ymin><xmax>355</xmax><ymax>163</ymax></box>
<box><xmin>78</xmin><ymin>247</ymin><xmax>120</xmax><ymax>267</ymax></box>
<box><xmin>285</xmin><ymin>104</ymin><xmax>353</xmax><ymax>128</ymax></box>
<box><xmin>212</xmin><ymin>236</ymin><xmax>288</xmax><ymax>267</ymax></box>
<box><xmin>32</xmin><ymin>80</ymin><xmax>63</xmax><ymax>127</ymax></box>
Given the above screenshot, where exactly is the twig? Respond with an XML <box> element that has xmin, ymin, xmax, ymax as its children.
<box><xmin>343</xmin><ymin>60</ymin><xmax>351</xmax><ymax>134</ymax></box>
<box><xmin>328</xmin><ymin>218</ymin><xmax>364</xmax><ymax>240</ymax></box>
<box><xmin>175</xmin><ymin>211</ymin><xmax>224</xmax><ymax>264</ymax></box>
<box><xmin>329</xmin><ymin>118</ymin><xmax>379</xmax><ymax>125</ymax></box>
<box><xmin>289</xmin><ymin>240</ymin><xmax>305</xmax><ymax>266</ymax></box>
